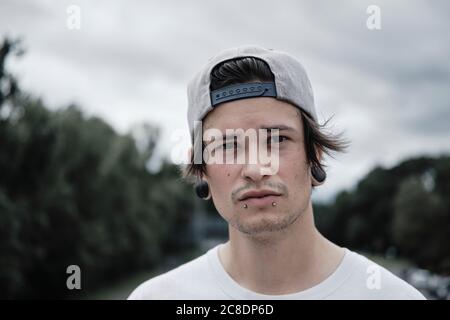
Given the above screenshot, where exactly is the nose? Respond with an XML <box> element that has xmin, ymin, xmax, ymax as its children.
<box><xmin>239</xmin><ymin>133</ymin><xmax>278</xmax><ymax>182</ymax></box>
<box><xmin>240</xmin><ymin>147</ymin><xmax>274</xmax><ymax>182</ymax></box>
<box><xmin>241</xmin><ymin>163</ymin><xmax>268</xmax><ymax>182</ymax></box>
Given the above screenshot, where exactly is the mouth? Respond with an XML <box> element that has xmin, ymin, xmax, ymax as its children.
<box><xmin>238</xmin><ymin>190</ymin><xmax>282</xmax><ymax>207</ymax></box>
<box><xmin>240</xmin><ymin>194</ymin><xmax>281</xmax><ymax>207</ymax></box>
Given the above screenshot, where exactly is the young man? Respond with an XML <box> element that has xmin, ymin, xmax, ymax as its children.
<box><xmin>128</xmin><ymin>45</ymin><xmax>425</xmax><ymax>300</ymax></box>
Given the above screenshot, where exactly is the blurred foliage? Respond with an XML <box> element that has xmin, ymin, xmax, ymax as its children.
<box><xmin>1</xmin><ymin>36</ymin><xmax>449</xmax><ymax>299</ymax></box>
<box><xmin>0</xmin><ymin>37</ymin><xmax>197</xmax><ymax>299</ymax></box>
<box><xmin>314</xmin><ymin>156</ymin><xmax>450</xmax><ymax>275</ymax></box>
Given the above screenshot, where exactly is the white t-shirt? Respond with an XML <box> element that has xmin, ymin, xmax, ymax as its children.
<box><xmin>128</xmin><ymin>243</ymin><xmax>426</xmax><ymax>300</ymax></box>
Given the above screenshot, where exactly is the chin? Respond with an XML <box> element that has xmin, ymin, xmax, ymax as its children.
<box><xmin>235</xmin><ymin>213</ymin><xmax>294</xmax><ymax>235</ymax></box>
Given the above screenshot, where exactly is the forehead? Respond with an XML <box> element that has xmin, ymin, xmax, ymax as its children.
<box><xmin>203</xmin><ymin>97</ymin><xmax>302</xmax><ymax>132</ymax></box>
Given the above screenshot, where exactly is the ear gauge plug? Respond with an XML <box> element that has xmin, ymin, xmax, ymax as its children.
<box><xmin>195</xmin><ymin>181</ymin><xmax>211</xmax><ymax>200</ymax></box>
<box><xmin>311</xmin><ymin>164</ymin><xmax>326</xmax><ymax>186</ymax></box>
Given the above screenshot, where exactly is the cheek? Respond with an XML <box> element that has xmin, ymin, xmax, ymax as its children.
<box><xmin>279</xmin><ymin>150</ymin><xmax>310</xmax><ymax>184</ymax></box>
<box><xmin>207</xmin><ymin>165</ymin><xmax>236</xmax><ymax>196</ymax></box>
<box><xmin>206</xmin><ymin>165</ymin><xmax>239</xmax><ymax>219</ymax></box>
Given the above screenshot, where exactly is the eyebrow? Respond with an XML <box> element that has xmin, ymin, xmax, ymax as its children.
<box><xmin>259</xmin><ymin>124</ymin><xmax>297</xmax><ymax>132</ymax></box>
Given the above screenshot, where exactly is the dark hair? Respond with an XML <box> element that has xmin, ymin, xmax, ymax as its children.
<box><xmin>181</xmin><ymin>57</ymin><xmax>349</xmax><ymax>187</ymax></box>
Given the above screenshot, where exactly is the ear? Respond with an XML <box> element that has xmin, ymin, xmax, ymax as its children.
<box><xmin>311</xmin><ymin>147</ymin><xmax>326</xmax><ymax>186</ymax></box>
<box><xmin>187</xmin><ymin>146</ymin><xmax>193</xmax><ymax>163</ymax></box>
<box><xmin>188</xmin><ymin>145</ymin><xmax>209</xmax><ymax>181</ymax></box>
<box><xmin>315</xmin><ymin>146</ymin><xmax>323</xmax><ymax>163</ymax></box>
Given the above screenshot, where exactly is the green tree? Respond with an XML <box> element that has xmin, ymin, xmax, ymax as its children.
<box><xmin>392</xmin><ymin>176</ymin><xmax>449</xmax><ymax>273</ymax></box>
<box><xmin>0</xmin><ymin>37</ymin><xmax>197</xmax><ymax>298</ymax></box>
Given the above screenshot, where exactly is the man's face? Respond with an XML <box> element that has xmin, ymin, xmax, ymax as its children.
<box><xmin>202</xmin><ymin>97</ymin><xmax>313</xmax><ymax>236</ymax></box>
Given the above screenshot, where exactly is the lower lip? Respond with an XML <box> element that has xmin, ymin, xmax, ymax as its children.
<box><xmin>240</xmin><ymin>195</ymin><xmax>281</xmax><ymax>207</ymax></box>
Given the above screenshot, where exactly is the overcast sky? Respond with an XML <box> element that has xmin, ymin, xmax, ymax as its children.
<box><xmin>1</xmin><ymin>0</ymin><xmax>449</xmax><ymax>202</ymax></box>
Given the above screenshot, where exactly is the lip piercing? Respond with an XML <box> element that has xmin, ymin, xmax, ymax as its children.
<box><xmin>243</xmin><ymin>202</ymin><xmax>277</xmax><ymax>209</ymax></box>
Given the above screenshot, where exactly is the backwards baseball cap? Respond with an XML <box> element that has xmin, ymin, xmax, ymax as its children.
<box><xmin>187</xmin><ymin>45</ymin><xmax>317</xmax><ymax>144</ymax></box>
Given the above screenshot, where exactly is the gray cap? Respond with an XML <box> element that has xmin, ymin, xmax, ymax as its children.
<box><xmin>187</xmin><ymin>45</ymin><xmax>317</xmax><ymax>143</ymax></box>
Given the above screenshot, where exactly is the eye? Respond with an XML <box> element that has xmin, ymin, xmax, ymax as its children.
<box><xmin>269</xmin><ymin>135</ymin><xmax>288</xmax><ymax>144</ymax></box>
<box><xmin>223</xmin><ymin>141</ymin><xmax>236</xmax><ymax>149</ymax></box>
<box><xmin>221</xmin><ymin>138</ymin><xmax>240</xmax><ymax>150</ymax></box>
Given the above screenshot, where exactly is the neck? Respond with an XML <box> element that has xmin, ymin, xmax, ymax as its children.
<box><xmin>219</xmin><ymin>201</ymin><xmax>344</xmax><ymax>295</ymax></box>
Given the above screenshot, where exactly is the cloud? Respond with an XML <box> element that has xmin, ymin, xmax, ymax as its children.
<box><xmin>1</xmin><ymin>0</ymin><xmax>449</xmax><ymax>202</ymax></box>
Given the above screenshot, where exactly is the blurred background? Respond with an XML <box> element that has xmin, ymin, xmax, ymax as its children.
<box><xmin>0</xmin><ymin>0</ymin><xmax>449</xmax><ymax>299</ymax></box>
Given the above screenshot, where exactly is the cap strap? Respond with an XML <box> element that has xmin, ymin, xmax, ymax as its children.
<box><xmin>210</xmin><ymin>82</ymin><xmax>277</xmax><ymax>107</ymax></box>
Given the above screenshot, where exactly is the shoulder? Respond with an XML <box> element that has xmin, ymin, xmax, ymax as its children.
<box><xmin>127</xmin><ymin>252</ymin><xmax>213</xmax><ymax>300</ymax></box>
<box><xmin>341</xmin><ymin>250</ymin><xmax>426</xmax><ymax>300</ymax></box>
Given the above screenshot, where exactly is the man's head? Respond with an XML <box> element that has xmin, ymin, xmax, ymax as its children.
<box><xmin>182</xmin><ymin>46</ymin><xmax>348</xmax><ymax>236</ymax></box>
